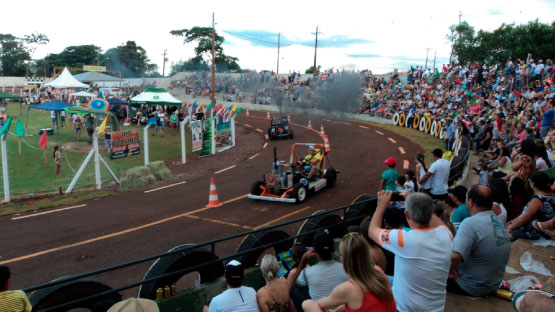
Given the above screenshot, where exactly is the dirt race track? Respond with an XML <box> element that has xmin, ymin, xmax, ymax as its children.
<box><xmin>0</xmin><ymin>111</ymin><xmax>518</xmax><ymax>312</ymax></box>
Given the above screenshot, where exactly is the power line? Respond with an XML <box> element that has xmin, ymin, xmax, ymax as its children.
<box><xmin>223</xmin><ymin>31</ymin><xmax>293</xmax><ymax>47</ymax></box>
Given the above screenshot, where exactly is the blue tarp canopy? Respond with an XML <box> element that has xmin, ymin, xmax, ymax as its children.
<box><xmin>27</xmin><ymin>100</ymin><xmax>76</xmax><ymax>132</ymax></box>
<box><xmin>107</xmin><ymin>98</ymin><xmax>128</xmax><ymax>105</ymax></box>
<box><xmin>28</xmin><ymin>100</ymin><xmax>75</xmax><ymax>111</ymax></box>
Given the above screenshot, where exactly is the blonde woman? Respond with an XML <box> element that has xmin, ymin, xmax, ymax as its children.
<box><xmin>302</xmin><ymin>233</ymin><xmax>396</xmax><ymax>312</ymax></box>
<box><xmin>256</xmin><ymin>254</ymin><xmax>295</xmax><ymax>312</ymax></box>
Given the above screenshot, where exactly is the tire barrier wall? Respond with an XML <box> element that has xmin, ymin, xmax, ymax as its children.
<box><xmin>391</xmin><ymin>112</ymin><xmax>470</xmax><ymax>186</ymax></box>
<box><xmin>22</xmin><ymin>195</ymin><xmax>387</xmax><ymax>312</ymax></box>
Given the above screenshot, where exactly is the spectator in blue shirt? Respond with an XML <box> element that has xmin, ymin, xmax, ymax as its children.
<box><xmin>540</xmin><ymin>98</ymin><xmax>554</xmax><ymax>138</ymax></box>
<box><xmin>445</xmin><ymin>118</ymin><xmax>457</xmax><ymax>151</ymax></box>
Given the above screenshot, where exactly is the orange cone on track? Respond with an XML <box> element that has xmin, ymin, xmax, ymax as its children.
<box><xmin>320</xmin><ymin>124</ymin><xmax>325</xmax><ymax>136</ymax></box>
<box><xmin>206</xmin><ymin>177</ymin><xmax>222</xmax><ymax>208</ymax></box>
<box><xmin>246</xmin><ymin>110</ymin><xmax>250</xmax><ymax>116</ymax></box>
<box><xmin>323</xmin><ymin>135</ymin><xmax>331</xmax><ymax>152</ymax></box>
<box><xmin>308</xmin><ymin>120</ymin><xmax>312</xmax><ymax>130</ymax></box>
<box><xmin>266</xmin><ymin>112</ymin><xmax>271</xmax><ymax>120</ymax></box>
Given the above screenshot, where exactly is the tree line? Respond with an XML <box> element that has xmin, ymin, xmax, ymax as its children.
<box><xmin>448</xmin><ymin>20</ymin><xmax>555</xmax><ymax>66</ymax></box>
<box><xmin>0</xmin><ymin>27</ymin><xmax>241</xmax><ymax>78</ymax></box>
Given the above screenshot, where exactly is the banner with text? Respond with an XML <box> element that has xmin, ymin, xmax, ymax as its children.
<box><xmin>83</xmin><ymin>65</ymin><xmax>107</xmax><ymax>72</ymax></box>
<box><xmin>191</xmin><ymin>120</ymin><xmax>202</xmax><ymax>152</ymax></box>
<box><xmin>216</xmin><ymin>121</ymin><xmax>233</xmax><ymax>151</ymax></box>
<box><xmin>200</xmin><ymin>118</ymin><xmax>214</xmax><ymax>156</ymax></box>
<box><xmin>110</xmin><ymin>129</ymin><xmax>140</xmax><ymax>159</ymax></box>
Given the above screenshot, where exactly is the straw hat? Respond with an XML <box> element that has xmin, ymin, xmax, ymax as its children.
<box><xmin>108</xmin><ymin>298</ymin><xmax>159</xmax><ymax>312</ymax></box>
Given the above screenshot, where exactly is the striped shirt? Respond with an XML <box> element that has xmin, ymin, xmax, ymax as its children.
<box><xmin>0</xmin><ymin>290</ymin><xmax>32</xmax><ymax>312</ymax></box>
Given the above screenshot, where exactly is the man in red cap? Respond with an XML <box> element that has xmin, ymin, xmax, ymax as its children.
<box><xmin>380</xmin><ymin>157</ymin><xmax>398</xmax><ymax>191</ymax></box>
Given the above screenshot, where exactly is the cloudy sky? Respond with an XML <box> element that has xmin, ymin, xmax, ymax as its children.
<box><xmin>2</xmin><ymin>0</ymin><xmax>554</xmax><ymax>75</ymax></box>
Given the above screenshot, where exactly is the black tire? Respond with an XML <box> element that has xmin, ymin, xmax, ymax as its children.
<box><xmin>235</xmin><ymin>229</ymin><xmax>293</xmax><ymax>269</ymax></box>
<box><xmin>28</xmin><ymin>278</ymin><xmax>121</xmax><ymax>312</ymax></box>
<box><xmin>294</xmin><ymin>210</ymin><xmax>345</xmax><ymax>247</ymax></box>
<box><xmin>343</xmin><ymin>194</ymin><xmax>377</xmax><ymax>228</ymax></box>
<box><xmin>325</xmin><ymin>169</ymin><xmax>337</xmax><ymax>188</ymax></box>
<box><xmin>292</xmin><ymin>183</ymin><xmax>307</xmax><ymax>203</ymax></box>
<box><xmin>138</xmin><ymin>244</ymin><xmax>224</xmax><ymax>299</ymax></box>
<box><xmin>289</xmin><ymin>131</ymin><xmax>294</xmax><ymax>139</ymax></box>
<box><xmin>250</xmin><ymin>181</ymin><xmax>265</xmax><ymax>195</ymax></box>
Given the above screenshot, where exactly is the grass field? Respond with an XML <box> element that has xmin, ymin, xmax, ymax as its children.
<box><xmin>0</xmin><ymin>101</ymin><xmax>190</xmax><ymax>197</ymax></box>
<box><xmin>365</xmin><ymin>121</ymin><xmax>444</xmax><ymax>167</ymax></box>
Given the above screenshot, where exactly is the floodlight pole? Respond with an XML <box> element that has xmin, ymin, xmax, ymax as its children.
<box><xmin>144</xmin><ymin>124</ymin><xmax>150</xmax><ymax>165</ymax></box>
<box><xmin>231</xmin><ymin>116</ymin><xmax>236</xmax><ymax>147</ymax></box>
<box><xmin>180</xmin><ymin>118</ymin><xmax>188</xmax><ymax>164</ymax></box>
<box><xmin>211</xmin><ymin>12</ymin><xmax>216</xmax><ymax>117</ymax></box>
<box><xmin>1</xmin><ymin>134</ymin><xmax>10</xmax><ymax>202</ymax></box>
<box><xmin>93</xmin><ymin>133</ymin><xmax>101</xmax><ymax>189</ymax></box>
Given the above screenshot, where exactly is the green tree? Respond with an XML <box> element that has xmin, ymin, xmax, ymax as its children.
<box><xmin>448</xmin><ymin>20</ymin><xmax>555</xmax><ymax>65</ymax></box>
<box><xmin>44</xmin><ymin>45</ymin><xmax>103</xmax><ymax>69</ymax></box>
<box><xmin>170</xmin><ymin>27</ymin><xmax>240</xmax><ymax>72</ymax></box>
<box><xmin>0</xmin><ymin>34</ymin><xmax>30</xmax><ymax>76</ymax></box>
<box><xmin>103</xmin><ymin>41</ymin><xmax>158</xmax><ymax>78</ymax></box>
<box><xmin>170</xmin><ymin>55</ymin><xmax>209</xmax><ymax>75</ymax></box>
<box><xmin>305</xmin><ymin>65</ymin><xmax>321</xmax><ymax>74</ymax></box>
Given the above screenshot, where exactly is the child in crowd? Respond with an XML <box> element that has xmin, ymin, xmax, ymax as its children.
<box><xmin>404</xmin><ymin>170</ymin><xmax>417</xmax><ymax>193</ymax></box>
<box><xmin>380</xmin><ymin>157</ymin><xmax>398</xmax><ymax>191</ymax></box>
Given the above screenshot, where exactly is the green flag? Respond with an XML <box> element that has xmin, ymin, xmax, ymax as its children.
<box><xmin>0</xmin><ymin>117</ymin><xmax>12</xmax><ymax>136</ymax></box>
<box><xmin>206</xmin><ymin>102</ymin><xmax>212</xmax><ymax>111</ymax></box>
<box><xmin>14</xmin><ymin>120</ymin><xmax>25</xmax><ymax>137</ymax></box>
<box><xmin>235</xmin><ymin>107</ymin><xmax>243</xmax><ymax>114</ymax></box>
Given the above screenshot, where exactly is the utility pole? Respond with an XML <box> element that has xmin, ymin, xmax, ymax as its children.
<box><xmin>312</xmin><ymin>26</ymin><xmax>322</xmax><ymax>75</ymax></box>
<box><xmin>276</xmin><ymin>32</ymin><xmax>280</xmax><ymax>74</ymax></box>
<box><xmin>162</xmin><ymin>49</ymin><xmax>168</xmax><ymax>77</ymax></box>
<box><xmin>211</xmin><ymin>12</ymin><xmax>216</xmax><ymax>113</ymax></box>
<box><xmin>424</xmin><ymin>48</ymin><xmax>431</xmax><ymax>71</ymax></box>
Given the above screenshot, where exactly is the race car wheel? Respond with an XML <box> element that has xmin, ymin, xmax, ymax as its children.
<box><xmin>250</xmin><ymin>181</ymin><xmax>265</xmax><ymax>196</ymax></box>
<box><xmin>289</xmin><ymin>131</ymin><xmax>294</xmax><ymax>139</ymax></box>
<box><xmin>325</xmin><ymin>169</ymin><xmax>337</xmax><ymax>188</ymax></box>
<box><xmin>292</xmin><ymin>183</ymin><xmax>307</xmax><ymax>203</ymax></box>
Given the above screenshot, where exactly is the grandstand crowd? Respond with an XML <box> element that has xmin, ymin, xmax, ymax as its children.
<box><xmin>198</xmin><ymin>58</ymin><xmax>555</xmax><ymax>311</ymax></box>
<box><xmin>2</xmin><ymin>60</ymin><xmax>554</xmax><ymax>311</ymax></box>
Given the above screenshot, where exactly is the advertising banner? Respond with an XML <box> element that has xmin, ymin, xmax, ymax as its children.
<box><xmin>200</xmin><ymin>118</ymin><xmax>214</xmax><ymax>156</ymax></box>
<box><xmin>110</xmin><ymin>129</ymin><xmax>140</xmax><ymax>159</ymax></box>
<box><xmin>216</xmin><ymin>121</ymin><xmax>233</xmax><ymax>151</ymax></box>
<box><xmin>83</xmin><ymin>65</ymin><xmax>107</xmax><ymax>72</ymax></box>
<box><xmin>191</xmin><ymin>120</ymin><xmax>202</xmax><ymax>152</ymax></box>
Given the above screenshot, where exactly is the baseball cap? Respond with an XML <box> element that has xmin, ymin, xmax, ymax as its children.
<box><xmin>308</xmin><ymin>145</ymin><xmax>315</xmax><ymax>150</ymax></box>
<box><xmin>448</xmin><ymin>185</ymin><xmax>468</xmax><ymax>202</ymax></box>
<box><xmin>384</xmin><ymin>157</ymin><xmax>396</xmax><ymax>166</ymax></box>
<box><xmin>313</xmin><ymin>230</ymin><xmax>334</xmax><ymax>259</ymax></box>
<box><xmin>225</xmin><ymin>260</ymin><xmax>244</xmax><ymax>284</ymax></box>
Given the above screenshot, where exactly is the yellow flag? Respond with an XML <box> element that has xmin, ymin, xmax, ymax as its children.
<box><xmin>231</xmin><ymin>105</ymin><xmax>238</xmax><ymax>113</ymax></box>
<box><xmin>96</xmin><ymin>116</ymin><xmax>108</xmax><ymax>135</ymax></box>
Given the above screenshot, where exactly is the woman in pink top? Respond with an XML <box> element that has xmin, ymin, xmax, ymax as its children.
<box><xmin>302</xmin><ymin>233</ymin><xmax>396</xmax><ymax>312</ymax></box>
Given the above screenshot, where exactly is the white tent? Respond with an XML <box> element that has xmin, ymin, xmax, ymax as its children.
<box><xmin>43</xmin><ymin>67</ymin><xmax>89</xmax><ymax>89</ymax></box>
<box><xmin>69</xmin><ymin>91</ymin><xmax>96</xmax><ymax>99</ymax></box>
<box><xmin>129</xmin><ymin>88</ymin><xmax>181</xmax><ymax>106</ymax></box>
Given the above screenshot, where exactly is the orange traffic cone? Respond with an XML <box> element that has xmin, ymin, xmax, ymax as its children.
<box><xmin>246</xmin><ymin>109</ymin><xmax>250</xmax><ymax>116</ymax></box>
<box><xmin>206</xmin><ymin>177</ymin><xmax>222</xmax><ymax>208</ymax></box>
<box><xmin>323</xmin><ymin>135</ymin><xmax>331</xmax><ymax>152</ymax></box>
<box><xmin>320</xmin><ymin>124</ymin><xmax>325</xmax><ymax>136</ymax></box>
<box><xmin>266</xmin><ymin>112</ymin><xmax>271</xmax><ymax>120</ymax></box>
<box><xmin>308</xmin><ymin>120</ymin><xmax>312</xmax><ymax>130</ymax></box>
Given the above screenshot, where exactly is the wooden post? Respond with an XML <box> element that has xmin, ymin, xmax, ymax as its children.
<box><xmin>18</xmin><ymin>138</ymin><xmax>21</xmax><ymax>155</ymax></box>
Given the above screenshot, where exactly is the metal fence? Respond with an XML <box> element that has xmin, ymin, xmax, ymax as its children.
<box><xmin>23</xmin><ymin>194</ymin><xmax>386</xmax><ymax>311</ymax></box>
